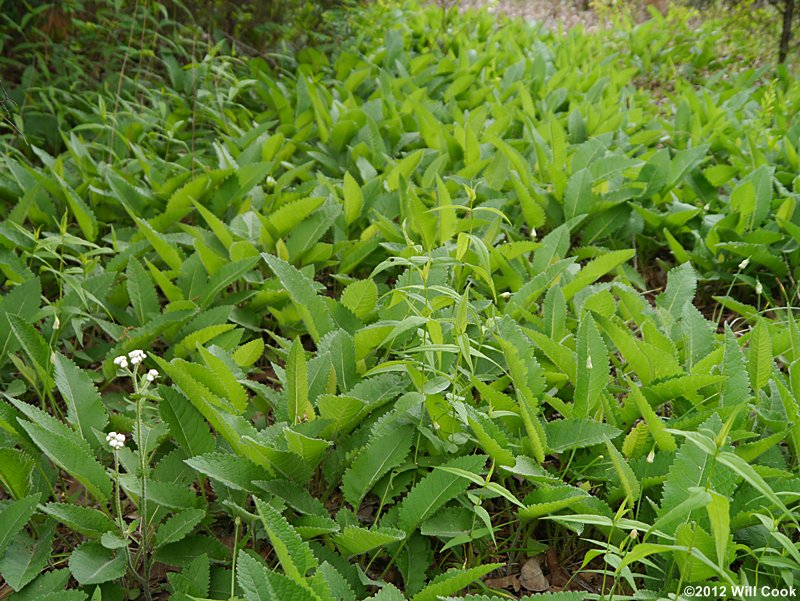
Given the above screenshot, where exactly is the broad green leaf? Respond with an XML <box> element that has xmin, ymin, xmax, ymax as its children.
<box><xmin>411</xmin><ymin>564</ymin><xmax>502</xmax><ymax>601</ymax></box>
<box><xmin>564</xmin><ymin>168</ymin><xmax>594</xmax><ymax>219</ymax></box>
<box><xmin>126</xmin><ymin>256</ymin><xmax>159</xmax><ymax>324</ymax></box>
<box><xmin>397</xmin><ymin>454</ymin><xmax>486</xmax><ymax>533</ymax></box>
<box><xmin>333</xmin><ymin>526</ymin><xmax>405</xmax><ymax>557</ymax></box>
<box><xmin>53</xmin><ymin>352</ymin><xmax>108</xmax><ymax>446</ymax></box>
<box><xmin>40</xmin><ymin>503</ymin><xmax>117</xmax><ymax>539</ymax></box>
<box><xmin>287</xmin><ymin>337</ymin><xmax>313</xmax><ymax>424</ymax></box>
<box><xmin>0</xmin><ymin>494</ymin><xmax>40</xmax><ymax>558</ymax></box>
<box><xmin>343</xmin><ymin>172</ymin><xmax>363</xmax><ymax>225</ymax></box>
<box><xmin>341</xmin><ymin>279</ymin><xmax>378</xmax><ymax>321</ymax></box>
<box><xmin>656</xmin><ymin>262</ymin><xmax>696</xmax><ymax>319</ymax></box>
<box><xmin>17</xmin><ymin>420</ymin><xmax>111</xmax><ymax>501</ymax></box>
<box><xmin>185</xmin><ymin>452</ymin><xmax>269</xmax><ymax>492</ymax></box>
<box><xmin>605</xmin><ymin>439</ymin><xmax>640</xmax><ymax>505</ymax></box>
<box><xmin>8</xmin><ymin>314</ymin><xmax>51</xmax><ymax>387</ymax></box>
<box><xmin>0</xmin><ymin>448</ymin><xmax>34</xmax><ymax>499</ymax></box>
<box><xmin>159</xmin><ymin>386</ymin><xmax>215</xmax><ymax>457</ymax></box>
<box><xmin>706</xmin><ymin>491</ymin><xmax>730</xmax><ymax>570</ymax></box>
<box><xmin>68</xmin><ymin>541</ymin><xmax>127</xmax><ymax>585</ymax></box>
<box><xmin>342</xmin><ymin>425</ymin><xmax>414</xmax><ymax>507</ymax></box>
<box><xmin>561</xmin><ymin>250</ymin><xmax>634</xmax><ymax>301</ymax></box>
<box><xmin>253</xmin><ymin>497</ymin><xmax>318</xmax><ymax>584</ymax></box>
<box><xmin>262</xmin><ymin>253</ymin><xmax>334</xmax><ymax>342</ymax></box>
<box><xmin>626</xmin><ymin>380</ymin><xmax>676</xmax><ymax>452</ymax></box>
<box><xmin>0</xmin><ymin>524</ymin><xmax>54</xmax><ymax>591</ymax></box>
<box><xmin>574</xmin><ymin>314</ymin><xmax>609</xmax><ymax>418</ymax></box>
<box><xmin>545</xmin><ymin>418</ymin><xmax>621</xmax><ymax>453</ymax></box>
<box><xmin>155</xmin><ymin>509</ymin><xmax>207</xmax><ymax>548</ymax></box>
<box><xmin>236</xmin><ymin>551</ymin><xmax>317</xmax><ymax>601</ymax></box>
<box><xmin>747</xmin><ymin>318</ymin><xmax>772</xmax><ymax>392</ymax></box>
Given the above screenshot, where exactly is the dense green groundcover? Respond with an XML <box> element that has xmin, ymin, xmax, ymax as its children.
<box><xmin>0</xmin><ymin>1</ymin><xmax>799</xmax><ymax>599</ymax></box>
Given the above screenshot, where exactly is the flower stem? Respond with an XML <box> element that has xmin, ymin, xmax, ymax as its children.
<box><xmin>114</xmin><ymin>452</ymin><xmax>140</xmax><ymax>589</ymax></box>
<box><xmin>136</xmin><ymin>398</ymin><xmax>152</xmax><ymax>601</ymax></box>
<box><xmin>229</xmin><ymin>517</ymin><xmax>241</xmax><ymax>601</ymax></box>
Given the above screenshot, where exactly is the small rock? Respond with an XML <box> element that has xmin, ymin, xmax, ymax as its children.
<box><xmin>519</xmin><ymin>556</ymin><xmax>548</xmax><ymax>592</ymax></box>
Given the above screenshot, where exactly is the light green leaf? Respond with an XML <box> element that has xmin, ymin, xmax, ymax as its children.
<box><xmin>561</xmin><ymin>250</ymin><xmax>634</xmax><ymax>301</ymax></box>
<box><xmin>287</xmin><ymin>337</ymin><xmax>313</xmax><ymax>425</ymax></box>
<box><xmin>747</xmin><ymin>318</ymin><xmax>772</xmax><ymax>392</ymax></box>
<box><xmin>262</xmin><ymin>253</ymin><xmax>334</xmax><ymax>342</ymax></box>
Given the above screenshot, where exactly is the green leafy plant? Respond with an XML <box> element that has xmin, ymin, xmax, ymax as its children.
<box><xmin>0</xmin><ymin>0</ymin><xmax>798</xmax><ymax>598</ymax></box>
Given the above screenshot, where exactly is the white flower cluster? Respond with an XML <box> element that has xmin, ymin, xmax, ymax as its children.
<box><xmin>113</xmin><ymin>349</ymin><xmax>148</xmax><ymax>370</ymax></box>
<box><xmin>106</xmin><ymin>431</ymin><xmax>126</xmax><ymax>450</ymax></box>
<box><xmin>146</xmin><ymin>369</ymin><xmax>159</xmax><ymax>382</ymax></box>
<box><xmin>129</xmin><ymin>349</ymin><xmax>147</xmax><ymax>365</ymax></box>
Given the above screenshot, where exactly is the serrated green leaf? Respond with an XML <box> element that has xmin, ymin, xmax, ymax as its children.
<box><xmin>286</xmin><ymin>337</ymin><xmax>313</xmax><ymax>425</ymax></box>
<box><xmin>545</xmin><ymin>418</ymin><xmax>621</xmax><ymax>453</ymax></box>
<box><xmin>747</xmin><ymin>318</ymin><xmax>772</xmax><ymax>392</ymax></box>
<box><xmin>397</xmin><ymin>454</ymin><xmax>486</xmax><ymax>533</ymax></box>
<box><xmin>155</xmin><ymin>508</ymin><xmax>206</xmax><ymax>548</ymax></box>
<box><xmin>68</xmin><ymin>541</ymin><xmax>126</xmax><ymax>585</ymax></box>
<box><xmin>17</xmin><ymin>420</ymin><xmax>111</xmax><ymax>501</ymax></box>
<box><xmin>40</xmin><ymin>503</ymin><xmax>117</xmax><ymax>539</ymax></box>
<box><xmin>411</xmin><ymin>564</ymin><xmax>502</xmax><ymax>601</ymax></box>
<box><xmin>561</xmin><ymin>250</ymin><xmax>634</xmax><ymax>301</ymax></box>
<box><xmin>0</xmin><ymin>448</ymin><xmax>34</xmax><ymax>499</ymax></box>
<box><xmin>341</xmin><ymin>280</ymin><xmax>377</xmax><ymax>321</ymax></box>
<box><xmin>253</xmin><ymin>497</ymin><xmax>318</xmax><ymax>584</ymax></box>
<box><xmin>605</xmin><ymin>438</ymin><xmax>640</xmax><ymax>505</ymax></box>
<box><xmin>333</xmin><ymin>526</ymin><xmax>405</xmax><ymax>557</ymax></box>
<box><xmin>53</xmin><ymin>352</ymin><xmax>108</xmax><ymax>446</ymax></box>
<box><xmin>185</xmin><ymin>452</ymin><xmax>268</xmax><ymax>492</ymax></box>
<box><xmin>0</xmin><ymin>494</ymin><xmax>40</xmax><ymax>558</ymax></box>
<box><xmin>574</xmin><ymin>314</ymin><xmax>609</xmax><ymax>418</ymax></box>
<box><xmin>127</xmin><ymin>256</ymin><xmax>159</xmax><ymax>324</ymax></box>
<box><xmin>262</xmin><ymin>253</ymin><xmax>334</xmax><ymax>342</ymax></box>
<box><xmin>0</xmin><ymin>524</ymin><xmax>54</xmax><ymax>591</ymax></box>
<box><xmin>159</xmin><ymin>386</ymin><xmax>215</xmax><ymax>457</ymax></box>
<box><xmin>342</xmin><ymin>424</ymin><xmax>414</xmax><ymax>507</ymax></box>
<box><xmin>236</xmin><ymin>551</ymin><xmax>317</xmax><ymax>601</ymax></box>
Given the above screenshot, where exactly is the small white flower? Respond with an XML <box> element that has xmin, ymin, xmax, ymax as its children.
<box><xmin>128</xmin><ymin>349</ymin><xmax>146</xmax><ymax>365</ymax></box>
<box><xmin>106</xmin><ymin>432</ymin><xmax>126</xmax><ymax>450</ymax></box>
<box><xmin>755</xmin><ymin>280</ymin><xmax>763</xmax><ymax>296</ymax></box>
<box><xmin>646</xmin><ymin>448</ymin><xmax>655</xmax><ymax>464</ymax></box>
<box><xmin>113</xmin><ymin>356</ymin><xmax>128</xmax><ymax>369</ymax></box>
<box><xmin>630</xmin><ymin>529</ymin><xmax>639</xmax><ymax>540</ymax></box>
<box><xmin>738</xmin><ymin>258</ymin><xmax>750</xmax><ymax>270</ymax></box>
<box><xmin>146</xmin><ymin>369</ymin><xmax>159</xmax><ymax>382</ymax></box>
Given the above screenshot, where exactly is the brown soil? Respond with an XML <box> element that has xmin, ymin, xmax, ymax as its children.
<box><xmin>458</xmin><ymin>0</ymin><xmax>600</xmax><ymax>31</ymax></box>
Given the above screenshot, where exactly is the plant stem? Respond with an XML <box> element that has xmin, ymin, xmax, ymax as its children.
<box><xmin>230</xmin><ymin>517</ymin><xmax>241</xmax><ymax>601</ymax></box>
<box><xmin>114</xmin><ymin>452</ymin><xmax>140</xmax><ymax>589</ymax></box>
<box><xmin>136</xmin><ymin>397</ymin><xmax>152</xmax><ymax>601</ymax></box>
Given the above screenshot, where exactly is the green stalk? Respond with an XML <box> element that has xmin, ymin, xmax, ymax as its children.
<box><xmin>135</xmin><ymin>391</ymin><xmax>152</xmax><ymax>601</ymax></box>
<box><xmin>229</xmin><ymin>517</ymin><xmax>241</xmax><ymax>601</ymax></box>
